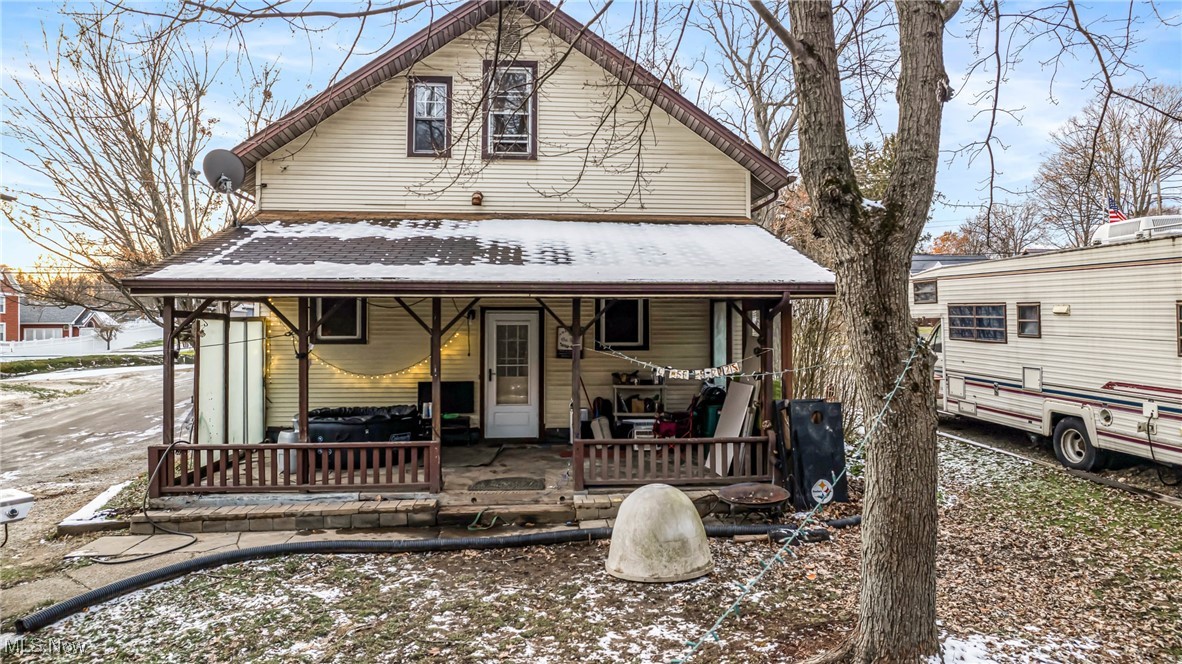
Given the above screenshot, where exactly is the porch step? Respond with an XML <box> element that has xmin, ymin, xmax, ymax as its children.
<box><xmin>436</xmin><ymin>503</ymin><xmax>576</xmax><ymax>527</ymax></box>
<box><xmin>129</xmin><ymin>499</ymin><xmax>438</xmax><ymax>535</ymax></box>
<box><xmin>128</xmin><ymin>488</ymin><xmax>724</xmax><ymax>534</ymax></box>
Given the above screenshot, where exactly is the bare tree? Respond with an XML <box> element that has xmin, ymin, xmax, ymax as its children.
<box><xmin>2</xmin><ymin>4</ymin><xmax>284</xmax><ymax>321</ymax></box>
<box><xmin>1034</xmin><ymin>85</ymin><xmax>1182</xmax><ymax>247</ymax></box>
<box><xmin>95</xmin><ymin>319</ymin><xmax>121</xmax><ymax>351</ymax></box>
<box><xmin>935</xmin><ymin>201</ymin><xmax>1046</xmax><ymax>256</ymax></box>
<box><xmin>695</xmin><ymin>0</ymin><xmax>896</xmax><ymax>175</ymax></box>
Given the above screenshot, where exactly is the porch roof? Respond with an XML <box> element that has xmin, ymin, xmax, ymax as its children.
<box><xmin>123</xmin><ymin>215</ymin><xmax>835</xmax><ymax>297</ymax></box>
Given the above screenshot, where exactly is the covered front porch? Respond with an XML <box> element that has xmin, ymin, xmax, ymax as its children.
<box><xmin>145</xmin><ymin>294</ymin><xmax>792</xmax><ymax>499</ymax></box>
<box><xmin>125</xmin><ymin>215</ymin><xmax>835</xmax><ymax>502</ymax></box>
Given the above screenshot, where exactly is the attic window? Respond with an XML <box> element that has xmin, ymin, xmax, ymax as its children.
<box><xmin>409</xmin><ymin>78</ymin><xmax>450</xmax><ymax>156</ymax></box>
<box><xmin>484</xmin><ymin>62</ymin><xmax>536</xmax><ymax>159</ymax></box>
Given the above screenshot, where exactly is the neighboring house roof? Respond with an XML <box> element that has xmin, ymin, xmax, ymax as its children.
<box><xmin>0</xmin><ymin>265</ymin><xmax>21</xmax><ymax>295</ymax></box>
<box><xmin>232</xmin><ymin>0</ymin><xmax>791</xmax><ymax>204</ymax></box>
<box><xmin>19</xmin><ymin>302</ymin><xmax>91</xmax><ymax>326</ymax></box>
<box><xmin>910</xmin><ymin>253</ymin><xmax>990</xmax><ymax>275</ymax></box>
<box><xmin>124</xmin><ymin>216</ymin><xmax>835</xmax><ymax>297</ymax></box>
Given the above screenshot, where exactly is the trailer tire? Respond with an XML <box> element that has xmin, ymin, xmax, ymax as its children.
<box><xmin>1052</xmin><ymin>418</ymin><xmax>1107</xmax><ymax>471</ymax></box>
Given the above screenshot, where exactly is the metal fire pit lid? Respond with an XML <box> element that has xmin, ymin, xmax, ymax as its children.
<box><xmin>717</xmin><ymin>482</ymin><xmax>790</xmax><ymax>507</ymax></box>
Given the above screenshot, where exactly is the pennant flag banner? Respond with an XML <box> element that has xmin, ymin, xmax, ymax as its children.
<box><xmin>654</xmin><ymin>362</ymin><xmax>743</xmax><ymax>381</ymax></box>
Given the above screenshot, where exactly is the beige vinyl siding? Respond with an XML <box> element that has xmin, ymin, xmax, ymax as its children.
<box><xmin>257</xmin><ymin>13</ymin><xmax>751</xmax><ymax>218</ymax></box>
<box><xmin>264</xmin><ymin>297</ymin><xmax>711</xmax><ymax>430</ymax></box>
<box><xmin>909</xmin><ymin>236</ymin><xmax>1182</xmax><ymax>465</ymax></box>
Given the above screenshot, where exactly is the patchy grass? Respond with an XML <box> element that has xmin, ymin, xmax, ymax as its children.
<box><xmin>0</xmin><ymin>354</ymin><xmax>164</xmax><ymax>378</ymax></box>
<box><xmin>0</xmin><ymin>383</ymin><xmax>88</xmax><ymax>401</ymax></box>
<box><xmin>8</xmin><ymin>440</ymin><xmax>1180</xmax><ymax>662</ymax></box>
<box><xmin>127</xmin><ymin>339</ymin><xmax>164</xmax><ymax>350</ymax></box>
<box><xmin>99</xmin><ymin>474</ymin><xmax>149</xmax><ymax>516</ymax></box>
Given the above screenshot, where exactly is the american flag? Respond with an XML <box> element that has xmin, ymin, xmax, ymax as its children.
<box><xmin>1108</xmin><ymin>197</ymin><xmax>1127</xmax><ymax>223</ymax></box>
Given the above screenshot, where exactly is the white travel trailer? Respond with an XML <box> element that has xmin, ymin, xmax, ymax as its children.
<box><xmin>910</xmin><ymin>217</ymin><xmax>1182</xmax><ymax>471</ymax></box>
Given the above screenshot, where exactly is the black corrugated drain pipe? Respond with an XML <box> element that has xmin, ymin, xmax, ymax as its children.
<box><xmin>15</xmin><ymin>516</ymin><xmax>860</xmax><ymax>634</ymax></box>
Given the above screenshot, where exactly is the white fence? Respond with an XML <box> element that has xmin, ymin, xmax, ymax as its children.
<box><xmin>0</xmin><ymin>320</ymin><xmax>162</xmax><ymax>358</ymax></box>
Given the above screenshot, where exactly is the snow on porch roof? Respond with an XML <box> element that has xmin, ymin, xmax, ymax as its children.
<box><xmin>125</xmin><ymin>217</ymin><xmax>835</xmax><ymax>295</ymax></box>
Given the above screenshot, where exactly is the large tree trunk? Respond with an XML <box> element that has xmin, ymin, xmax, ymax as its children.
<box><xmin>785</xmin><ymin>1</ymin><xmax>949</xmax><ymax>660</ymax></box>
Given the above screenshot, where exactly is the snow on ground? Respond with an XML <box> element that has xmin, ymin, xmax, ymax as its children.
<box><xmin>6</xmin><ymin>439</ymin><xmax>1179</xmax><ymax>663</ymax></box>
<box><xmin>2</xmin><ymin>364</ymin><xmax>191</xmax><ymax>382</ymax></box>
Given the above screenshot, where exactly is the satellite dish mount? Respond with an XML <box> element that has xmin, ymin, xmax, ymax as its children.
<box><xmin>202</xmin><ymin>149</ymin><xmax>246</xmax><ymax>194</ymax></box>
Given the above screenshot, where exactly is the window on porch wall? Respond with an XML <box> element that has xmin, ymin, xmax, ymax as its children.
<box><xmin>595</xmin><ymin>299</ymin><xmax>649</xmax><ymax>350</ymax></box>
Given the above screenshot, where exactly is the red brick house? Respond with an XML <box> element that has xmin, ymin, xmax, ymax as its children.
<box><xmin>0</xmin><ymin>267</ymin><xmax>21</xmax><ymax>342</ymax></box>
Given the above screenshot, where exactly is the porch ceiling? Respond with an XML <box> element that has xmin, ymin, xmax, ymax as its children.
<box><xmin>123</xmin><ymin>215</ymin><xmax>836</xmax><ymax>297</ymax></box>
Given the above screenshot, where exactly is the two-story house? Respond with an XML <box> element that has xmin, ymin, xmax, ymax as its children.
<box><xmin>0</xmin><ymin>266</ymin><xmax>20</xmax><ymax>342</ymax></box>
<box><xmin>124</xmin><ymin>0</ymin><xmax>834</xmax><ymax>502</ymax></box>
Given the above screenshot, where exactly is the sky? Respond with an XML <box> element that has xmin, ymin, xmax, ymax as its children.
<box><xmin>2</xmin><ymin>0</ymin><xmax>1180</xmax><ymax>269</ymax></box>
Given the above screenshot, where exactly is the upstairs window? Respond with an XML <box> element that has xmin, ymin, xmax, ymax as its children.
<box><xmin>596</xmin><ymin>299</ymin><xmax>649</xmax><ymax>351</ymax></box>
<box><xmin>484</xmin><ymin>62</ymin><xmax>536</xmax><ymax>158</ymax></box>
<box><xmin>913</xmin><ymin>281</ymin><xmax>938</xmax><ymax>304</ymax></box>
<box><xmin>948</xmin><ymin>304</ymin><xmax>1006</xmax><ymax>343</ymax></box>
<box><xmin>409</xmin><ymin>78</ymin><xmax>450</xmax><ymax>156</ymax></box>
<box><xmin>1017</xmin><ymin>303</ymin><xmax>1041</xmax><ymax>338</ymax></box>
<box><xmin>314</xmin><ymin>297</ymin><xmax>367</xmax><ymax>343</ymax></box>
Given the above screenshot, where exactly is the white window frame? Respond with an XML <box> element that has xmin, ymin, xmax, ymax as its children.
<box><xmin>313</xmin><ymin>298</ymin><xmax>367</xmax><ymax>343</ymax></box>
<box><xmin>410</xmin><ymin>80</ymin><xmax>449</xmax><ymax>155</ymax></box>
<box><xmin>595</xmin><ymin>299</ymin><xmax>649</xmax><ymax>351</ymax></box>
<box><xmin>486</xmin><ymin>64</ymin><xmax>534</xmax><ymax>157</ymax></box>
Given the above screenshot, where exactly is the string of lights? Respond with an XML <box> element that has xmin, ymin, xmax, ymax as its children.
<box><xmin>292</xmin><ymin>328</ymin><xmax>467</xmax><ymax>381</ymax></box>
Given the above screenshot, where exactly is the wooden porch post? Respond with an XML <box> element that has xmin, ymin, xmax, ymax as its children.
<box><xmin>430</xmin><ymin>298</ymin><xmax>443</xmax><ymax>492</ymax></box>
<box><xmin>162</xmin><ymin>297</ymin><xmax>175</xmax><ymax>447</ymax></box>
<box><xmin>780</xmin><ymin>301</ymin><xmax>794</xmax><ymax>401</ymax></box>
<box><xmin>297</xmin><ymin>297</ymin><xmax>310</xmax><ymax>444</ymax></box>
<box><xmin>571</xmin><ymin>297</ymin><xmax>584</xmax><ymax>490</ymax></box>
<box><xmin>222</xmin><ymin>302</ymin><xmax>231</xmax><ymax>444</ymax></box>
<box><xmin>570</xmin><ymin>298</ymin><xmax>582</xmax><ymax>442</ymax></box>
<box><xmin>759</xmin><ymin>304</ymin><xmax>775</xmax><ymax>429</ymax></box>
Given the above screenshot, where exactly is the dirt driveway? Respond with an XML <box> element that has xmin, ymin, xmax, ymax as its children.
<box><xmin>0</xmin><ymin>366</ymin><xmax>192</xmax><ymax>602</ymax></box>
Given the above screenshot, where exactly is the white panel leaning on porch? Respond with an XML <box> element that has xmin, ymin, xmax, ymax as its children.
<box><xmin>606</xmin><ymin>483</ymin><xmax>713</xmax><ymax>583</ymax></box>
<box><xmin>706</xmin><ymin>381</ymin><xmax>756</xmax><ymax>476</ymax></box>
<box><xmin>196</xmin><ymin>319</ymin><xmax>265</xmax><ymax>444</ymax></box>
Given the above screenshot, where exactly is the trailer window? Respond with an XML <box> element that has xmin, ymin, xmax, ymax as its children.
<box><xmin>1177</xmin><ymin>302</ymin><xmax>1182</xmax><ymax>356</ymax></box>
<box><xmin>948</xmin><ymin>304</ymin><xmax>1006</xmax><ymax>343</ymax></box>
<box><xmin>1017</xmin><ymin>304</ymin><xmax>1041</xmax><ymax>338</ymax></box>
<box><xmin>913</xmin><ymin>281</ymin><xmax>937</xmax><ymax>304</ymax></box>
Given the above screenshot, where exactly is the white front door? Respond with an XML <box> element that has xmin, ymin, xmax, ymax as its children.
<box><xmin>484</xmin><ymin>311</ymin><xmax>540</xmax><ymax>439</ymax></box>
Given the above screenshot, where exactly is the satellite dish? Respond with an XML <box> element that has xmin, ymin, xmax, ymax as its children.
<box><xmin>202</xmin><ymin>149</ymin><xmax>245</xmax><ymax>194</ymax></box>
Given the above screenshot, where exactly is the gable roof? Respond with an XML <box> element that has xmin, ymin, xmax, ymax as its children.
<box><xmin>19</xmin><ymin>302</ymin><xmax>90</xmax><ymax>326</ymax></box>
<box><xmin>233</xmin><ymin>0</ymin><xmax>790</xmax><ymax>204</ymax></box>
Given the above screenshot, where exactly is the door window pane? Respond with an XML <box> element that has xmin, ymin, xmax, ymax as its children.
<box><xmin>496</xmin><ymin>323</ymin><xmax>530</xmax><ymax>405</ymax></box>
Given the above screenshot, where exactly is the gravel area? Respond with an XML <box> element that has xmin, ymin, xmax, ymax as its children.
<box><xmin>6</xmin><ymin>439</ymin><xmax>1180</xmax><ymax>663</ymax></box>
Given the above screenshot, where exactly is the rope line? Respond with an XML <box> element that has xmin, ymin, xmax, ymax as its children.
<box><xmin>588</xmin><ymin>344</ymin><xmax>852</xmax><ymax>379</ymax></box>
<box><xmin>670</xmin><ymin>323</ymin><xmax>940</xmax><ymax>663</ymax></box>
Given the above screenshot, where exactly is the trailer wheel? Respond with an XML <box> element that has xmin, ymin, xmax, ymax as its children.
<box><xmin>1052</xmin><ymin>418</ymin><xmax>1107</xmax><ymax>471</ymax></box>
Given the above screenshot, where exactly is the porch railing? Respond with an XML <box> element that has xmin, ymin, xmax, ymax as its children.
<box><xmin>573</xmin><ymin>435</ymin><xmax>776</xmax><ymax>490</ymax></box>
<box><xmin>147</xmin><ymin>441</ymin><xmax>441</xmax><ymax>497</ymax></box>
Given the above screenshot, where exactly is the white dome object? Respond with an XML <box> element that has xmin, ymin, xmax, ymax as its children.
<box><xmin>605</xmin><ymin>483</ymin><xmax>713</xmax><ymax>583</ymax></box>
